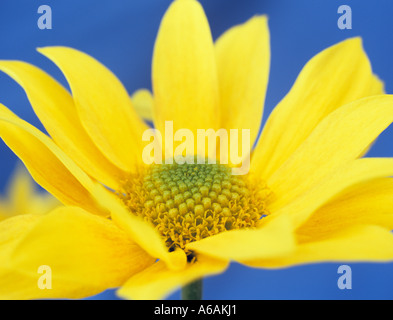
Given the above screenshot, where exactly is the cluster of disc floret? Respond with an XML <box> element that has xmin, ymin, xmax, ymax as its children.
<box><xmin>121</xmin><ymin>161</ymin><xmax>269</xmax><ymax>254</ymax></box>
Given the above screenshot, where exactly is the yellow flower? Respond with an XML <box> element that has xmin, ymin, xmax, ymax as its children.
<box><xmin>0</xmin><ymin>164</ymin><xmax>59</xmax><ymax>221</ymax></box>
<box><xmin>1</xmin><ymin>0</ymin><xmax>393</xmax><ymax>300</ymax></box>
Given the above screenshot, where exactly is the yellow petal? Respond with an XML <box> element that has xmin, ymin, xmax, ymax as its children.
<box><xmin>296</xmin><ymin>178</ymin><xmax>393</xmax><ymax>242</ymax></box>
<box><xmin>0</xmin><ymin>214</ymin><xmax>41</xmax><ymax>255</ymax></box>
<box><xmin>0</xmin><ymin>124</ymin><xmax>185</xmax><ymax>269</ymax></box>
<box><xmin>245</xmin><ymin>225</ymin><xmax>393</xmax><ymax>268</ymax></box>
<box><xmin>0</xmin><ymin>130</ymin><xmax>185</xmax><ymax>271</ymax></box>
<box><xmin>0</xmin><ymin>60</ymin><xmax>126</xmax><ymax>189</ymax></box>
<box><xmin>252</xmin><ymin>38</ymin><xmax>384</xmax><ymax>179</ymax></box>
<box><xmin>273</xmin><ymin>158</ymin><xmax>393</xmax><ymax>228</ymax></box>
<box><xmin>106</xmin><ymin>192</ymin><xmax>187</xmax><ymax>271</ymax></box>
<box><xmin>215</xmin><ymin>15</ymin><xmax>270</xmax><ymax>149</ymax></box>
<box><xmin>152</xmin><ymin>0</ymin><xmax>219</xmax><ymax>140</ymax></box>
<box><xmin>131</xmin><ymin>89</ymin><xmax>154</xmax><ymax>123</ymax></box>
<box><xmin>0</xmin><ymin>206</ymin><xmax>154</xmax><ymax>299</ymax></box>
<box><xmin>0</xmin><ymin>104</ymin><xmax>109</xmax><ymax>215</ymax></box>
<box><xmin>118</xmin><ymin>255</ymin><xmax>228</xmax><ymax>300</ymax></box>
<box><xmin>38</xmin><ymin>46</ymin><xmax>147</xmax><ymax>172</ymax></box>
<box><xmin>186</xmin><ymin>214</ymin><xmax>295</xmax><ymax>261</ymax></box>
<box><xmin>267</xmin><ymin>95</ymin><xmax>393</xmax><ymax>210</ymax></box>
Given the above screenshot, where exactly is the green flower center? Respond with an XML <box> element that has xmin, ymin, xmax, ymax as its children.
<box><xmin>121</xmin><ymin>161</ymin><xmax>269</xmax><ymax>255</ymax></box>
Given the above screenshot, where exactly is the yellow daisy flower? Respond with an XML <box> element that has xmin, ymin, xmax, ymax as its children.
<box><xmin>1</xmin><ymin>0</ymin><xmax>393</xmax><ymax>300</ymax></box>
<box><xmin>0</xmin><ymin>163</ymin><xmax>59</xmax><ymax>221</ymax></box>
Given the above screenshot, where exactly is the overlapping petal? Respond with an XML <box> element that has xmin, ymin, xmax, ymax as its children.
<box><xmin>296</xmin><ymin>178</ymin><xmax>393</xmax><ymax>242</ymax></box>
<box><xmin>118</xmin><ymin>255</ymin><xmax>228</xmax><ymax>300</ymax></box>
<box><xmin>0</xmin><ymin>61</ymin><xmax>126</xmax><ymax>189</ymax></box>
<box><xmin>38</xmin><ymin>46</ymin><xmax>147</xmax><ymax>172</ymax></box>
<box><xmin>245</xmin><ymin>225</ymin><xmax>393</xmax><ymax>268</ymax></box>
<box><xmin>106</xmin><ymin>191</ymin><xmax>188</xmax><ymax>271</ymax></box>
<box><xmin>252</xmin><ymin>38</ymin><xmax>384</xmax><ymax>179</ymax></box>
<box><xmin>266</xmin><ymin>95</ymin><xmax>393</xmax><ymax>211</ymax></box>
<box><xmin>215</xmin><ymin>15</ymin><xmax>270</xmax><ymax>152</ymax></box>
<box><xmin>0</xmin><ymin>104</ymin><xmax>110</xmax><ymax>215</ymax></box>
<box><xmin>152</xmin><ymin>0</ymin><xmax>219</xmax><ymax>143</ymax></box>
<box><xmin>273</xmin><ymin>158</ymin><xmax>393</xmax><ymax>228</ymax></box>
<box><xmin>186</xmin><ymin>214</ymin><xmax>294</xmax><ymax>261</ymax></box>
<box><xmin>0</xmin><ymin>206</ymin><xmax>154</xmax><ymax>299</ymax></box>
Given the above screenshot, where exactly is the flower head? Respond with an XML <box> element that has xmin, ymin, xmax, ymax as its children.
<box><xmin>1</xmin><ymin>0</ymin><xmax>393</xmax><ymax>300</ymax></box>
<box><xmin>121</xmin><ymin>161</ymin><xmax>269</xmax><ymax>257</ymax></box>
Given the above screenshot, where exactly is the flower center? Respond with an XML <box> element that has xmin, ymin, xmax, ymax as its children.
<box><xmin>120</xmin><ymin>161</ymin><xmax>269</xmax><ymax>255</ymax></box>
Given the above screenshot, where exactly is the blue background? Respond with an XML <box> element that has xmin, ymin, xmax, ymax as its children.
<box><xmin>1</xmin><ymin>0</ymin><xmax>393</xmax><ymax>299</ymax></box>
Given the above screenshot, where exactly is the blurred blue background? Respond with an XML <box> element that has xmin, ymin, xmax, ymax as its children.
<box><xmin>1</xmin><ymin>0</ymin><xmax>393</xmax><ymax>299</ymax></box>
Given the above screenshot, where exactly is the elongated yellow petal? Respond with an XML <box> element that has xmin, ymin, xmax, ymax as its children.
<box><xmin>245</xmin><ymin>225</ymin><xmax>393</xmax><ymax>268</ymax></box>
<box><xmin>252</xmin><ymin>38</ymin><xmax>384</xmax><ymax>179</ymax></box>
<box><xmin>296</xmin><ymin>178</ymin><xmax>393</xmax><ymax>242</ymax></box>
<box><xmin>0</xmin><ymin>110</ymin><xmax>184</xmax><ymax>269</ymax></box>
<box><xmin>106</xmin><ymin>191</ymin><xmax>187</xmax><ymax>271</ymax></box>
<box><xmin>118</xmin><ymin>255</ymin><xmax>228</xmax><ymax>300</ymax></box>
<box><xmin>186</xmin><ymin>214</ymin><xmax>294</xmax><ymax>261</ymax></box>
<box><xmin>0</xmin><ymin>104</ymin><xmax>109</xmax><ymax>215</ymax></box>
<box><xmin>0</xmin><ymin>107</ymin><xmax>186</xmax><ymax>268</ymax></box>
<box><xmin>0</xmin><ymin>207</ymin><xmax>154</xmax><ymax>299</ymax></box>
<box><xmin>152</xmin><ymin>0</ymin><xmax>219</xmax><ymax>139</ymax></box>
<box><xmin>0</xmin><ymin>214</ymin><xmax>41</xmax><ymax>256</ymax></box>
<box><xmin>267</xmin><ymin>95</ymin><xmax>393</xmax><ymax>210</ymax></box>
<box><xmin>215</xmin><ymin>15</ymin><xmax>270</xmax><ymax>149</ymax></box>
<box><xmin>38</xmin><ymin>47</ymin><xmax>147</xmax><ymax>172</ymax></box>
<box><xmin>274</xmin><ymin>158</ymin><xmax>393</xmax><ymax>228</ymax></box>
<box><xmin>131</xmin><ymin>89</ymin><xmax>154</xmax><ymax>123</ymax></box>
<box><xmin>0</xmin><ymin>61</ymin><xmax>126</xmax><ymax>189</ymax></box>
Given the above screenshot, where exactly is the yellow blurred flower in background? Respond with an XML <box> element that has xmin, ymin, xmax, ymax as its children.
<box><xmin>0</xmin><ymin>163</ymin><xmax>59</xmax><ymax>221</ymax></box>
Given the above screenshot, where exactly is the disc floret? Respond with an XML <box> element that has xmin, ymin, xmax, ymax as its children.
<box><xmin>121</xmin><ymin>161</ymin><xmax>269</xmax><ymax>254</ymax></box>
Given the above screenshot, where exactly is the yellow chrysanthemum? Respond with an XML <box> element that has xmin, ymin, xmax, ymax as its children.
<box><xmin>0</xmin><ymin>164</ymin><xmax>59</xmax><ymax>221</ymax></box>
<box><xmin>1</xmin><ymin>0</ymin><xmax>393</xmax><ymax>300</ymax></box>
